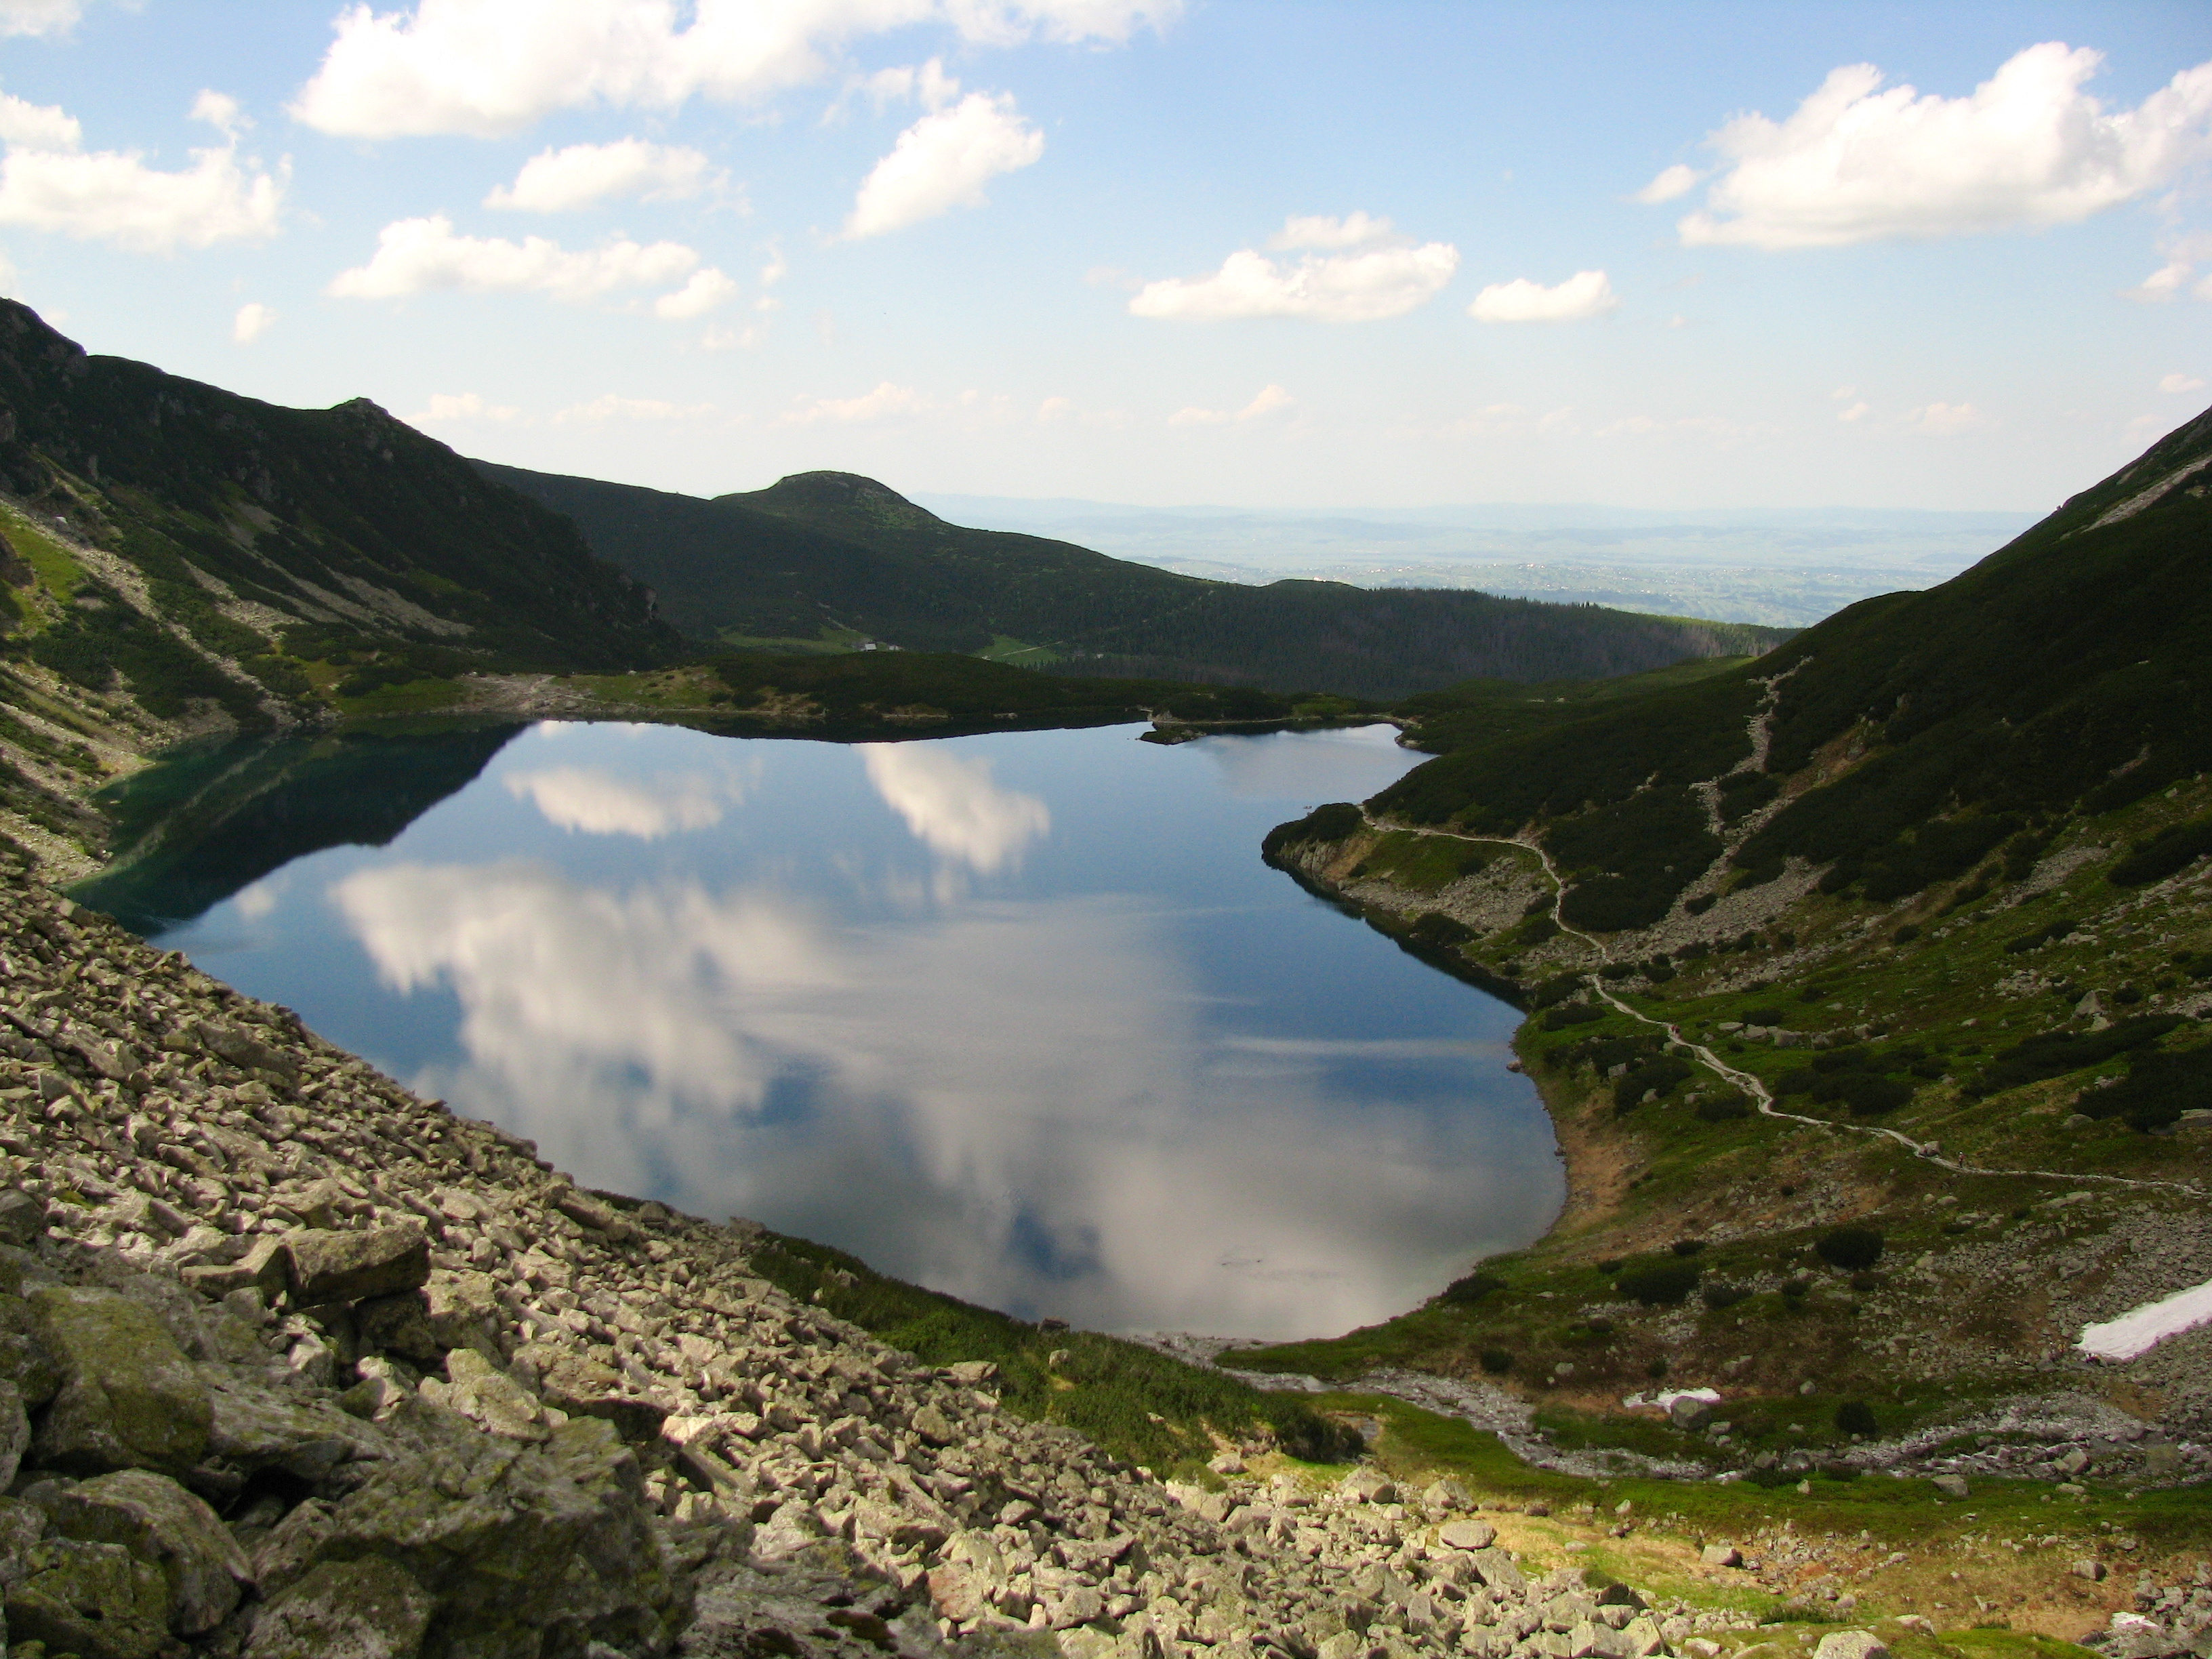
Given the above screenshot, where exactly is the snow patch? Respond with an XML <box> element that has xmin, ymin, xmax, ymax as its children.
<box><xmin>2076</xmin><ymin>1277</ymin><xmax>2212</xmax><ymax>1360</ymax></box>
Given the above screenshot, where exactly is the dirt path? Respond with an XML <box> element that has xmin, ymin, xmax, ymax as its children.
<box><xmin>1366</xmin><ymin>811</ymin><xmax>2203</xmax><ymax>1200</ymax></box>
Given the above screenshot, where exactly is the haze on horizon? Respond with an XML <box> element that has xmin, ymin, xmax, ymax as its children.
<box><xmin>0</xmin><ymin>0</ymin><xmax>2207</xmax><ymax>518</ymax></box>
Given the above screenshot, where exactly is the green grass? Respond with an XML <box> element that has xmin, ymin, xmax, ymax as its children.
<box><xmin>0</xmin><ymin>508</ymin><xmax>85</xmax><ymax>603</ymax></box>
<box><xmin>741</xmin><ymin>1227</ymin><xmax>1360</xmax><ymax>1477</ymax></box>
<box><xmin>333</xmin><ymin>676</ymin><xmax>468</xmax><ymax>716</ymax></box>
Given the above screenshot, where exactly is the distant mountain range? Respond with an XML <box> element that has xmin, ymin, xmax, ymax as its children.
<box><xmin>482</xmin><ymin>462</ymin><xmax>1793</xmax><ymax>701</ymax></box>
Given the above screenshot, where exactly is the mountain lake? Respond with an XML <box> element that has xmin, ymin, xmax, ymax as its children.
<box><xmin>77</xmin><ymin>719</ymin><xmax>1563</xmax><ymax>1340</ymax></box>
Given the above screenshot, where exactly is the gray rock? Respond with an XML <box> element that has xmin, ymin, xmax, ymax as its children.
<box><xmin>358</xmin><ymin>1290</ymin><xmax>445</xmax><ymax>1364</ymax></box>
<box><xmin>26</xmin><ymin>1284</ymin><xmax>211</xmax><ymax>1474</ymax></box>
<box><xmin>4</xmin><ymin>1536</ymin><xmax>171</xmax><ymax>1659</ymax></box>
<box><xmin>291</xmin><ymin>1414</ymin><xmax>689</xmax><ymax>1658</ymax></box>
<box><xmin>47</xmin><ymin>1468</ymin><xmax>253</xmax><ymax>1634</ymax></box>
<box><xmin>0</xmin><ymin>1187</ymin><xmax>45</xmax><ymax>1246</ymax></box>
<box><xmin>181</xmin><ymin>1235</ymin><xmax>289</xmax><ymax>1303</ymax></box>
<box><xmin>1699</xmin><ymin>1544</ymin><xmax>1742</xmax><ymax>1568</ymax></box>
<box><xmin>1439</xmin><ymin>1519</ymin><xmax>1497</xmax><ymax>1551</ymax></box>
<box><xmin>1340</xmin><ymin>1467</ymin><xmax>1397</xmax><ymax>1504</ymax></box>
<box><xmin>1812</xmin><ymin>1633</ymin><xmax>1889</xmax><ymax>1659</ymax></box>
<box><xmin>1931</xmin><ymin>1474</ymin><xmax>1969</xmax><ymax>1499</ymax></box>
<box><xmin>285</xmin><ymin>1226</ymin><xmax>431</xmax><ymax>1305</ymax></box>
<box><xmin>246</xmin><ymin>1555</ymin><xmax>436</xmax><ymax>1659</ymax></box>
<box><xmin>422</xmin><ymin>1270</ymin><xmax>503</xmax><ymax>1356</ymax></box>
<box><xmin>911</xmin><ymin>1402</ymin><xmax>957</xmax><ymax>1446</ymax></box>
<box><xmin>0</xmin><ymin>1376</ymin><xmax>24</xmax><ymax>1487</ymax></box>
<box><xmin>1668</xmin><ymin>1396</ymin><xmax>1715</xmax><ymax>1432</ymax></box>
<box><xmin>419</xmin><ymin>1349</ymin><xmax>548</xmax><ymax>1442</ymax></box>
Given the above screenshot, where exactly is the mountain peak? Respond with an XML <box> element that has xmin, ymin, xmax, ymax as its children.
<box><xmin>731</xmin><ymin>470</ymin><xmax>943</xmax><ymax>533</ymax></box>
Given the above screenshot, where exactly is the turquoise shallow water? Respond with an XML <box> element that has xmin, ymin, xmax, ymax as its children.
<box><xmin>81</xmin><ymin>719</ymin><xmax>1562</xmax><ymax>1340</ymax></box>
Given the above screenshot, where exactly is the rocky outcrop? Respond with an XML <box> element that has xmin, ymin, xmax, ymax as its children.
<box><xmin>0</xmin><ymin>852</ymin><xmax>1762</xmax><ymax>1659</ymax></box>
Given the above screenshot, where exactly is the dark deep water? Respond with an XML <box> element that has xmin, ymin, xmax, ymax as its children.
<box><xmin>78</xmin><ymin>719</ymin><xmax>1563</xmax><ymax>1339</ymax></box>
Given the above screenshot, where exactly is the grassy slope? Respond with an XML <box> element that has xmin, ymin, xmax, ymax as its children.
<box><xmin>1229</xmin><ymin>411</ymin><xmax>2212</xmax><ymax>1492</ymax></box>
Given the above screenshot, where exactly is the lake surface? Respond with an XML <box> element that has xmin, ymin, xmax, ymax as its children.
<box><xmin>79</xmin><ymin>720</ymin><xmax>1562</xmax><ymax>1339</ymax></box>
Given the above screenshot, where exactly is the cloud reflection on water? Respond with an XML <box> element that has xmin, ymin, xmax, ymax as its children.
<box><xmin>503</xmin><ymin>760</ymin><xmax>755</xmax><ymax>838</ymax></box>
<box><xmin>859</xmin><ymin>743</ymin><xmax>1051</xmax><ymax>872</ymax></box>
<box><xmin>328</xmin><ymin>853</ymin><xmax>1549</xmax><ymax>1338</ymax></box>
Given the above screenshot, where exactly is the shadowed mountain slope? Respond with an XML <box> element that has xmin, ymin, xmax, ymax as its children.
<box><xmin>481</xmin><ymin>462</ymin><xmax>1793</xmax><ymax>699</ymax></box>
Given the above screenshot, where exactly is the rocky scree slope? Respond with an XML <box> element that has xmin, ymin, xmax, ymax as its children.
<box><xmin>0</xmin><ymin>857</ymin><xmax>1783</xmax><ymax>1659</ymax></box>
<box><xmin>1240</xmin><ymin>411</ymin><xmax>2212</xmax><ymax>1467</ymax></box>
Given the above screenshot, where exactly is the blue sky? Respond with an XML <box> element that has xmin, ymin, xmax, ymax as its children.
<box><xmin>0</xmin><ymin>0</ymin><xmax>2208</xmax><ymax>510</ymax></box>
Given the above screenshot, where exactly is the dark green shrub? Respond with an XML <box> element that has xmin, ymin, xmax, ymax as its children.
<box><xmin>2074</xmin><ymin>1046</ymin><xmax>2212</xmax><ymax>1133</ymax></box>
<box><xmin>1260</xmin><ymin>800</ymin><xmax>1363</xmax><ymax>859</ymax></box>
<box><xmin>1542</xmin><ymin>1003</ymin><xmax>1603</xmax><ymax>1031</ymax></box>
<box><xmin>1616</xmin><ymin>1258</ymin><xmax>1702</xmax><ymax>1306</ymax></box>
<box><xmin>1410</xmin><ymin>911</ymin><xmax>1475</xmax><ymax>949</ymax></box>
<box><xmin>2110</xmin><ymin>814</ymin><xmax>2212</xmax><ymax>886</ymax></box>
<box><xmin>1479</xmin><ymin>1349</ymin><xmax>1513</xmax><ymax>1374</ymax></box>
<box><xmin>1696</xmin><ymin>1095</ymin><xmax>1753</xmax><ymax>1122</ymax></box>
<box><xmin>1671</xmin><ymin>1240</ymin><xmax>1706</xmax><ymax>1257</ymax></box>
<box><xmin>1891</xmin><ymin>924</ymin><xmax>1921</xmax><ymax>945</ymax></box>
<box><xmin>1440</xmin><ymin>1273</ymin><xmax>1504</xmax><ymax>1307</ymax></box>
<box><xmin>1702</xmin><ymin>1282</ymin><xmax>1750</xmax><ymax>1310</ymax></box>
<box><xmin>1965</xmin><ymin>1015</ymin><xmax>2183</xmax><ymax>1098</ymax></box>
<box><xmin>1834</xmin><ymin>1400</ymin><xmax>1879</xmax><ymax>1435</ymax></box>
<box><xmin>1815</xmin><ymin>1227</ymin><xmax>1884</xmax><ymax>1271</ymax></box>
<box><xmin>1741</xmin><ymin>1006</ymin><xmax>1789</xmax><ymax>1027</ymax></box>
<box><xmin>2004</xmin><ymin>918</ymin><xmax>2076</xmax><ymax>954</ymax></box>
<box><xmin>1835</xmin><ymin>1074</ymin><xmax>1912</xmax><ymax>1116</ymax></box>
<box><xmin>1685</xmin><ymin>893</ymin><xmax>1716</xmax><ymax>915</ymax></box>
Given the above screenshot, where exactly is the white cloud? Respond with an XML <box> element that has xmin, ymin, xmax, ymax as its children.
<box><xmin>232</xmin><ymin>302</ymin><xmax>274</xmax><ymax>344</ymax></box>
<box><xmin>411</xmin><ymin>391</ymin><xmax>519</xmax><ymax>422</ymax></box>
<box><xmin>1267</xmin><ymin>211</ymin><xmax>1393</xmax><ymax>251</ymax></box>
<box><xmin>1631</xmin><ymin>163</ymin><xmax>1700</xmax><ymax>204</ymax></box>
<box><xmin>553</xmin><ymin>394</ymin><xmax>716</xmax><ymax>424</ymax></box>
<box><xmin>654</xmin><ymin>266</ymin><xmax>738</xmax><ymax>318</ymax></box>
<box><xmin>1166</xmin><ymin>384</ymin><xmax>1295</xmax><ymax>428</ymax></box>
<box><xmin>859</xmin><ymin>56</ymin><xmax>960</xmax><ymax>112</ymax></box>
<box><xmin>1904</xmin><ymin>401</ymin><xmax>1983</xmax><ymax>436</ymax></box>
<box><xmin>2127</xmin><ymin>234</ymin><xmax>2212</xmax><ymax>303</ymax></box>
<box><xmin>189</xmin><ymin>90</ymin><xmax>248</xmax><ymax>140</ymax></box>
<box><xmin>0</xmin><ymin>1</ymin><xmax>81</xmax><ymax>38</ymax></box>
<box><xmin>1596</xmin><ymin>412</ymin><xmax>1752</xmax><ymax>441</ymax></box>
<box><xmin>293</xmin><ymin>0</ymin><xmax>1176</xmax><ymax>139</ymax></box>
<box><xmin>1467</xmin><ymin>268</ymin><xmax>1619</xmax><ymax>323</ymax></box>
<box><xmin>1673</xmin><ymin>43</ymin><xmax>2212</xmax><ymax>249</ymax></box>
<box><xmin>1837</xmin><ymin>401</ymin><xmax>1870</xmax><ymax>423</ymax></box>
<box><xmin>0</xmin><ymin>91</ymin><xmax>81</xmax><ymax>151</ymax></box>
<box><xmin>485</xmin><ymin>137</ymin><xmax>719</xmax><ymax>211</ymax></box>
<box><xmin>779</xmin><ymin>381</ymin><xmax>931</xmax><ymax>424</ymax></box>
<box><xmin>2160</xmin><ymin>372</ymin><xmax>2207</xmax><ymax>393</ymax></box>
<box><xmin>842</xmin><ymin>90</ymin><xmax>1041</xmax><ymax>239</ymax></box>
<box><xmin>0</xmin><ymin>130</ymin><xmax>285</xmax><ymax>253</ymax></box>
<box><xmin>329</xmin><ymin>214</ymin><xmax>701</xmax><ymax>307</ymax></box>
<box><xmin>701</xmin><ymin>322</ymin><xmax>764</xmax><ymax>351</ymax></box>
<box><xmin>1130</xmin><ymin>239</ymin><xmax>1458</xmax><ymax>324</ymax></box>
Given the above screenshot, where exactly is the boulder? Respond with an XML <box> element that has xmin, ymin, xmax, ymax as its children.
<box><xmin>911</xmin><ymin>1402</ymin><xmax>958</xmax><ymax>1446</ymax></box>
<box><xmin>1469</xmin><ymin>1547</ymin><xmax>1526</xmax><ymax>1596</ymax></box>
<box><xmin>0</xmin><ymin>1187</ymin><xmax>47</xmax><ymax>1246</ymax></box>
<box><xmin>0</xmin><ymin>1289</ymin><xmax>63</xmax><ymax>1405</ymax></box>
<box><xmin>0</xmin><ymin>1377</ymin><xmax>25</xmax><ymax>1487</ymax></box>
<box><xmin>1423</xmin><ymin>1477</ymin><xmax>1474</xmax><ymax>1511</ymax></box>
<box><xmin>245</xmin><ymin>1556</ymin><xmax>436</xmax><ymax>1659</ymax></box>
<box><xmin>26</xmin><ymin>1284</ymin><xmax>211</xmax><ymax>1474</ymax></box>
<box><xmin>357</xmin><ymin>1291</ymin><xmax>444</xmax><ymax>1364</ymax></box>
<box><xmin>1812</xmin><ymin>1634</ymin><xmax>1889</xmax><ymax>1659</ymax></box>
<box><xmin>1340</xmin><ymin>1467</ymin><xmax>1397</xmax><ymax>1504</ymax></box>
<box><xmin>1699</xmin><ymin>1544</ymin><xmax>1742</xmax><ymax>1568</ymax></box>
<box><xmin>1668</xmin><ymin>1395</ymin><xmax>1716</xmax><ymax>1432</ymax></box>
<box><xmin>422</xmin><ymin>1270</ymin><xmax>503</xmax><ymax>1355</ymax></box>
<box><xmin>4</xmin><ymin>1536</ymin><xmax>171</xmax><ymax>1659</ymax></box>
<box><xmin>1931</xmin><ymin>1474</ymin><xmax>1969</xmax><ymax>1499</ymax></box>
<box><xmin>283</xmin><ymin>1414</ymin><xmax>689</xmax><ymax>1658</ymax></box>
<box><xmin>47</xmin><ymin>1468</ymin><xmax>253</xmax><ymax>1634</ymax></box>
<box><xmin>285</xmin><ymin>1226</ymin><xmax>430</xmax><ymax>1306</ymax></box>
<box><xmin>1439</xmin><ymin>1519</ymin><xmax>1497</xmax><ymax>1551</ymax></box>
<box><xmin>419</xmin><ymin>1350</ymin><xmax>549</xmax><ymax>1442</ymax></box>
<box><xmin>181</xmin><ymin>1235</ymin><xmax>289</xmax><ymax>1303</ymax></box>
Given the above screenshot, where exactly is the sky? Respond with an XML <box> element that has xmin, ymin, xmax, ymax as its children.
<box><xmin>0</xmin><ymin>0</ymin><xmax>2208</xmax><ymax>512</ymax></box>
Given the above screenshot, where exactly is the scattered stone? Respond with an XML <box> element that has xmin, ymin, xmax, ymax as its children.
<box><xmin>47</xmin><ymin>1468</ymin><xmax>253</xmax><ymax>1634</ymax></box>
<box><xmin>244</xmin><ymin>1555</ymin><xmax>436</xmax><ymax>1659</ymax></box>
